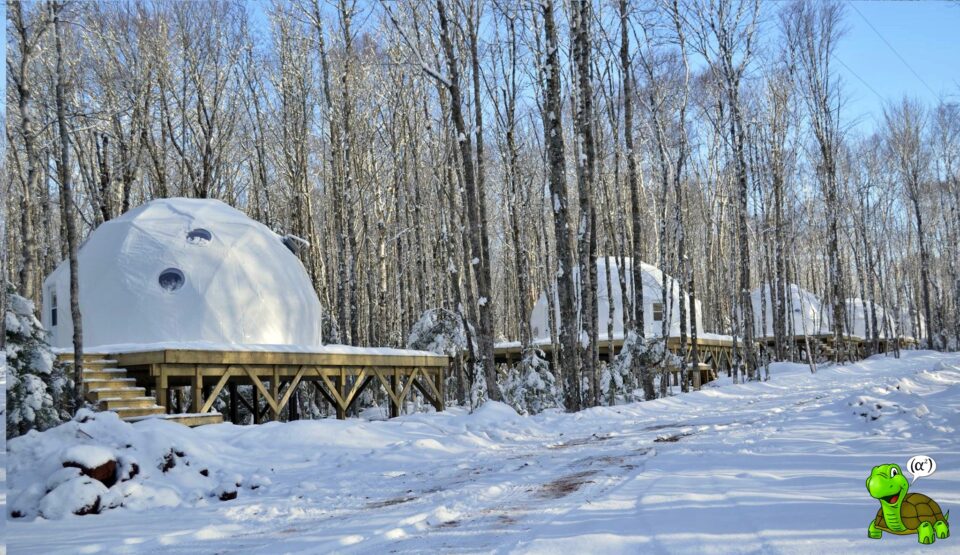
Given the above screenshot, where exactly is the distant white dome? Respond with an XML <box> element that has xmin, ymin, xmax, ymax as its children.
<box><xmin>529</xmin><ymin>257</ymin><xmax>703</xmax><ymax>341</ymax></box>
<box><xmin>42</xmin><ymin>198</ymin><xmax>323</xmax><ymax>349</ymax></box>
<box><xmin>896</xmin><ymin>307</ymin><xmax>926</xmax><ymax>340</ymax></box>
<box><xmin>837</xmin><ymin>298</ymin><xmax>895</xmax><ymax>340</ymax></box>
<box><xmin>750</xmin><ymin>284</ymin><xmax>830</xmax><ymax>337</ymax></box>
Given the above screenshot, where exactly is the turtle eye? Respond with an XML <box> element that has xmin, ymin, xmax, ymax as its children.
<box><xmin>890</xmin><ymin>467</ymin><xmax>899</xmax><ymax>477</ymax></box>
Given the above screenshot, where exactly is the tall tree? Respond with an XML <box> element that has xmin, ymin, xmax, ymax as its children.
<box><xmin>435</xmin><ymin>0</ymin><xmax>502</xmax><ymax>401</ymax></box>
<box><xmin>885</xmin><ymin>98</ymin><xmax>934</xmax><ymax>350</ymax></box>
<box><xmin>51</xmin><ymin>0</ymin><xmax>84</xmax><ymax>411</ymax></box>
<box><xmin>538</xmin><ymin>0</ymin><xmax>581</xmax><ymax>411</ymax></box>
<box><xmin>784</xmin><ymin>0</ymin><xmax>847</xmax><ymax>361</ymax></box>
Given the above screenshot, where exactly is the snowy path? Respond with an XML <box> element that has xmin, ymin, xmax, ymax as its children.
<box><xmin>7</xmin><ymin>351</ymin><xmax>960</xmax><ymax>554</ymax></box>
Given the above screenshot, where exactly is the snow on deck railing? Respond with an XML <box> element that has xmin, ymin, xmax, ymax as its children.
<box><xmin>495</xmin><ymin>331</ymin><xmax>735</xmax><ymax>350</ymax></box>
<box><xmin>51</xmin><ymin>341</ymin><xmax>446</xmax><ymax>358</ymax></box>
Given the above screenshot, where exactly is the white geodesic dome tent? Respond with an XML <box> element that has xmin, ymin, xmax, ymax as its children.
<box><xmin>749</xmin><ymin>283</ymin><xmax>831</xmax><ymax>337</ymax></box>
<box><xmin>896</xmin><ymin>307</ymin><xmax>926</xmax><ymax>341</ymax></box>
<box><xmin>529</xmin><ymin>257</ymin><xmax>703</xmax><ymax>342</ymax></box>
<box><xmin>836</xmin><ymin>298</ymin><xmax>896</xmax><ymax>340</ymax></box>
<box><xmin>42</xmin><ymin>198</ymin><xmax>324</xmax><ymax>349</ymax></box>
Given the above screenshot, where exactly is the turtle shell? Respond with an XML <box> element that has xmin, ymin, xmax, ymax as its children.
<box><xmin>874</xmin><ymin>493</ymin><xmax>945</xmax><ymax>533</ymax></box>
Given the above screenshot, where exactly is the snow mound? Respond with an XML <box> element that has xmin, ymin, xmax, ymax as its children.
<box><xmin>38</xmin><ymin>476</ymin><xmax>108</xmax><ymax>519</ymax></box>
<box><xmin>7</xmin><ymin>410</ymin><xmax>263</xmax><ymax>520</ymax></box>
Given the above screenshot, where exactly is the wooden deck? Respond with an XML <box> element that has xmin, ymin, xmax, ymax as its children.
<box><xmin>495</xmin><ymin>336</ymin><xmax>736</xmax><ymax>371</ymax></box>
<box><xmin>495</xmin><ymin>336</ymin><xmax>736</xmax><ymax>389</ymax></box>
<box><xmin>70</xmin><ymin>348</ymin><xmax>448</xmax><ymax>424</ymax></box>
<box><xmin>757</xmin><ymin>334</ymin><xmax>917</xmax><ymax>360</ymax></box>
<box><xmin>495</xmin><ymin>333</ymin><xmax>919</xmax><ymax>388</ymax></box>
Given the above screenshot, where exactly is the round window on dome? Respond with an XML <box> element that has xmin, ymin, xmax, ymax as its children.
<box><xmin>159</xmin><ymin>268</ymin><xmax>185</xmax><ymax>292</ymax></box>
<box><xmin>186</xmin><ymin>228</ymin><xmax>212</xmax><ymax>245</ymax></box>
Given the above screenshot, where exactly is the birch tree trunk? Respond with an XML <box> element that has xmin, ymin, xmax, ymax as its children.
<box><xmin>52</xmin><ymin>1</ymin><xmax>85</xmax><ymax>412</ymax></box>
<box><xmin>436</xmin><ymin>0</ymin><xmax>502</xmax><ymax>402</ymax></box>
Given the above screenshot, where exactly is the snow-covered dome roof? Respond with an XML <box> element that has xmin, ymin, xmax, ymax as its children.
<box><xmin>530</xmin><ymin>257</ymin><xmax>703</xmax><ymax>342</ymax></box>
<box><xmin>837</xmin><ymin>298</ymin><xmax>895</xmax><ymax>340</ymax></box>
<box><xmin>896</xmin><ymin>307</ymin><xmax>926</xmax><ymax>340</ymax></box>
<box><xmin>749</xmin><ymin>283</ymin><xmax>830</xmax><ymax>337</ymax></box>
<box><xmin>42</xmin><ymin>198</ymin><xmax>323</xmax><ymax>349</ymax></box>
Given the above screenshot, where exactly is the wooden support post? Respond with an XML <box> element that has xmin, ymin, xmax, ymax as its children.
<box><xmin>253</xmin><ymin>385</ymin><xmax>261</xmax><ymax>424</ymax></box>
<box><xmin>435</xmin><ymin>367</ymin><xmax>444</xmax><ymax>412</ymax></box>
<box><xmin>155</xmin><ymin>365</ymin><xmax>168</xmax><ymax>414</ymax></box>
<box><xmin>336</xmin><ymin>367</ymin><xmax>346</xmax><ymax>420</ymax></box>
<box><xmin>271</xmin><ymin>365</ymin><xmax>280</xmax><ymax>420</ymax></box>
<box><xmin>229</xmin><ymin>383</ymin><xmax>239</xmax><ymax>424</ymax></box>
<box><xmin>690</xmin><ymin>365</ymin><xmax>702</xmax><ymax>390</ymax></box>
<box><xmin>390</xmin><ymin>369</ymin><xmax>399</xmax><ymax>418</ymax></box>
<box><xmin>192</xmin><ymin>365</ymin><xmax>203</xmax><ymax>413</ymax></box>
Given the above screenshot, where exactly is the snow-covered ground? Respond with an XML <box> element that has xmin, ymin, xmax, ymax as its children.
<box><xmin>2</xmin><ymin>353</ymin><xmax>7</xmax><ymax>555</ymax></box>
<box><xmin>7</xmin><ymin>351</ymin><xmax>960</xmax><ymax>554</ymax></box>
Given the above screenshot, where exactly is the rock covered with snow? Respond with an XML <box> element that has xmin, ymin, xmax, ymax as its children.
<box><xmin>42</xmin><ymin>198</ymin><xmax>325</xmax><ymax>349</ymax></box>
<box><xmin>61</xmin><ymin>445</ymin><xmax>118</xmax><ymax>488</ymax></box>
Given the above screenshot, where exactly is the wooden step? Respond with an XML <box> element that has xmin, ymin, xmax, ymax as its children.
<box><xmin>60</xmin><ymin>358</ymin><xmax>119</xmax><ymax>370</ymax></box>
<box><xmin>86</xmin><ymin>387</ymin><xmax>147</xmax><ymax>402</ymax></box>
<box><xmin>162</xmin><ymin>413</ymin><xmax>224</xmax><ymax>427</ymax></box>
<box><xmin>82</xmin><ymin>368</ymin><xmax>128</xmax><ymax>380</ymax></box>
<box><xmin>115</xmin><ymin>406</ymin><xmax>167</xmax><ymax>419</ymax></box>
<box><xmin>84</xmin><ymin>377</ymin><xmax>138</xmax><ymax>390</ymax></box>
<box><xmin>98</xmin><ymin>397</ymin><xmax>158</xmax><ymax>410</ymax></box>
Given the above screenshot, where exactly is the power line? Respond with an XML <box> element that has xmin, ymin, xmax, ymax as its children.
<box><xmin>846</xmin><ymin>1</ymin><xmax>939</xmax><ymax>98</ymax></box>
<box><xmin>831</xmin><ymin>53</ymin><xmax>885</xmax><ymax>102</ymax></box>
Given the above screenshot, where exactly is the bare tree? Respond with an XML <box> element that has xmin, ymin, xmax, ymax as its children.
<box><xmin>885</xmin><ymin>98</ymin><xmax>934</xmax><ymax>350</ymax></box>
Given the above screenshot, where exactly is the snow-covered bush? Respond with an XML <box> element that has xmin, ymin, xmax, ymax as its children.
<box><xmin>408</xmin><ymin>308</ymin><xmax>483</xmax><ymax>409</ymax></box>
<box><xmin>606</xmin><ymin>331</ymin><xmax>680</xmax><ymax>402</ymax></box>
<box><xmin>407</xmin><ymin>308</ymin><xmax>469</xmax><ymax>357</ymax></box>
<box><xmin>5</xmin><ymin>287</ymin><xmax>71</xmax><ymax>438</ymax></box>
<box><xmin>502</xmin><ymin>349</ymin><xmax>560</xmax><ymax>415</ymax></box>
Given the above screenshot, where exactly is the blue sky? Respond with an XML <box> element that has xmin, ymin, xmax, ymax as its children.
<box><xmin>832</xmin><ymin>1</ymin><xmax>959</xmax><ymax>132</ymax></box>
<box><xmin>2</xmin><ymin>1</ymin><xmax>955</xmax><ymax>136</ymax></box>
<box><xmin>245</xmin><ymin>0</ymin><xmax>956</xmax><ymax>135</ymax></box>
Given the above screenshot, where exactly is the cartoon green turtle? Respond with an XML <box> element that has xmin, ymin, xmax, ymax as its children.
<box><xmin>866</xmin><ymin>463</ymin><xmax>950</xmax><ymax>544</ymax></box>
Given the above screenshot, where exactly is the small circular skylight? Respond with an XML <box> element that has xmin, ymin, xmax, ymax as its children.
<box><xmin>159</xmin><ymin>268</ymin><xmax>185</xmax><ymax>292</ymax></box>
<box><xmin>186</xmin><ymin>228</ymin><xmax>212</xmax><ymax>245</ymax></box>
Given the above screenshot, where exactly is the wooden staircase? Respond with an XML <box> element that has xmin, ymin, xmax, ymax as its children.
<box><xmin>64</xmin><ymin>357</ymin><xmax>223</xmax><ymax>426</ymax></box>
<box><xmin>81</xmin><ymin>359</ymin><xmax>168</xmax><ymax>419</ymax></box>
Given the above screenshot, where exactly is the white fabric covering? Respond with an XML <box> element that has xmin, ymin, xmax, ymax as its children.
<box><xmin>42</xmin><ymin>198</ymin><xmax>323</xmax><ymax>348</ymax></box>
<box><xmin>529</xmin><ymin>258</ymin><xmax>704</xmax><ymax>341</ymax></box>
<box><xmin>838</xmin><ymin>298</ymin><xmax>896</xmax><ymax>340</ymax></box>
<box><xmin>749</xmin><ymin>283</ymin><xmax>831</xmax><ymax>337</ymax></box>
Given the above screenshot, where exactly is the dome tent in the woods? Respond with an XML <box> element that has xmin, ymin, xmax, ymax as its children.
<box><xmin>529</xmin><ymin>258</ymin><xmax>706</xmax><ymax>342</ymax></box>
<box><xmin>749</xmin><ymin>284</ymin><xmax>831</xmax><ymax>338</ymax></box>
<box><xmin>41</xmin><ymin>198</ymin><xmax>325</xmax><ymax>349</ymax></box>
<box><xmin>836</xmin><ymin>298</ymin><xmax>897</xmax><ymax>340</ymax></box>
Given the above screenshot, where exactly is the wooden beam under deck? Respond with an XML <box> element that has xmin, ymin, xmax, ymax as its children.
<box><xmin>105</xmin><ymin>348</ymin><xmax>448</xmax><ymax>424</ymax></box>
